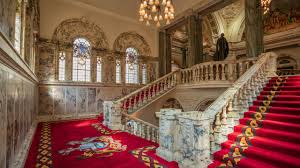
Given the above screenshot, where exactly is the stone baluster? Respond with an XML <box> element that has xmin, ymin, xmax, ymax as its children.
<box><xmin>226</xmin><ymin>99</ymin><xmax>236</xmax><ymax>134</ymax></box>
<box><xmin>146</xmin><ymin>125</ymin><xmax>150</xmax><ymax>140</ymax></box>
<box><xmin>220</xmin><ymin>105</ymin><xmax>228</xmax><ymax>142</ymax></box>
<box><xmin>205</xmin><ymin>65</ymin><xmax>209</xmax><ymax>81</ymax></box>
<box><xmin>239</xmin><ymin>62</ymin><xmax>243</xmax><ymax>77</ymax></box>
<box><xmin>213</xmin><ymin>111</ymin><xmax>222</xmax><ymax>151</ymax></box>
<box><xmin>210</xmin><ymin>65</ymin><xmax>214</xmax><ymax>80</ymax></box>
<box><xmin>151</xmin><ymin>128</ymin><xmax>156</xmax><ymax>142</ymax></box>
<box><xmin>222</xmin><ymin>63</ymin><xmax>226</xmax><ymax>80</ymax></box>
<box><xmin>210</xmin><ymin>123</ymin><xmax>215</xmax><ymax>153</ymax></box>
<box><xmin>216</xmin><ymin>64</ymin><xmax>220</xmax><ymax>81</ymax></box>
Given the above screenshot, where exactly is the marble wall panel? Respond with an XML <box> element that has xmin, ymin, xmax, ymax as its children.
<box><xmin>39</xmin><ymin>87</ymin><xmax>54</xmax><ymax>115</ymax></box>
<box><xmin>6</xmin><ymin>73</ymin><xmax>15</xmax><ymax>168</ymax></box>
<box><xmin>38</xmin><ymin>85</ymin><xmax>140</xmax><ymax>117</ymax></box>
<box><xmin>0</xmin><ymin>69</ymin><xmax>7</xmax><ymax>168</ymax></box>
<box><xmin>77</xmin><ymin>88</ymin><xmax>87</xmax><ymax>114</ymax></box>
<box><xmin>88</xmin><ymin>88</ymin><xmax>96</xmax><ymax>113</ymax></box>
<box><xmin>53</xmin><ymin>87</ymin><xmax>66</xmax><ymax>115</ymax></box>
<box><xmin>66</xmin><ymin>88</ymin><xmax>77</xmax><ymax>115</ymax></box>
<box><xmin>0</xmin><ymin>63</ymin><xmax>37</xmax><ymax>168</ymax></box>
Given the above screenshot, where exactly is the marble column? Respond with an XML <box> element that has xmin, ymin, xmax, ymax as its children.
<box><xmin>159</xmin><ymin>31</ymin><xmax>171</xmax><ymax>77</ymax></box>
<box><xmin>245</xmin><ymin>0</ymin><xmax>264</xmax><ymax>57</ymax></box>
<box><xmin>187</xmin><ymin>14</ymin><xmax>203</xmax><ymax>67</ymax></box>
<box><xmin>181</xmin><ymin>48</ymin><xmax>187</xmax><ymax>68</ymax></box>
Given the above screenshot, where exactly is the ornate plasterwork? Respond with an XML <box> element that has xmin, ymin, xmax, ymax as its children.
<box><xmin>52</xmin><ymin>17</ymin><xmax>109</xmax><ymax>49</ymax></box>
<box><xmin>219</xmin><ymin>0</ymin><xmax>244</xmax><ymax>27</ymax></box>
<box><xmin>113</xmin><ymin>32</ymin><xmax>151</xmax><ymax>56</ymax></box>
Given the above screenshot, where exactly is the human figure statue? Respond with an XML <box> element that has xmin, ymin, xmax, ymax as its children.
<box><xmin>215</xmin><ymin>33</ymin><xmax>229</xmax><ymax>61</ymax></box>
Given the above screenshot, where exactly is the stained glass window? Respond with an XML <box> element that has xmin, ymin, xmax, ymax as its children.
<box><xmin>96</xmin><ymin>57</ymin><xmax>103</xmax><ymax>82</ymax></box>
<box><xmin>72</xmin><ymin>38</ymin><xmax>91</xmax><ymax>82</ymax></box>
<box><xmin>14</xmin><ymin>2</ymin><xmax>22</xmax><ymax>54</ymax></box>
<box><xmin>116</xmin><ymin>59</ymin><xmax>121</xmax><ymax>84</ymax></box>
<box><xmin>142</xmin><ymin>63</ymin><xmax>147</xmax><ymax>84</ymax></box>
<box><xmin>126</xmin><ymin>47</ymin><xmax>139</xmax><ymax>84</ymax></box>
<box><xmin>58</xmin><ymin>52</ymin><xmax>66</xmax><ymax>81</ymax></box>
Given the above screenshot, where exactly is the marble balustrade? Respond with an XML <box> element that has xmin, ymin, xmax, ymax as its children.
<box><xmin>155</xmin><ymin>52</ymin><xmax>278</xmax><ymax>168</ymax></box>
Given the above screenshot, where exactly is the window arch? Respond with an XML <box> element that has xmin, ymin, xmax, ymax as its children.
<box><xmin>72</xmin><ymin>37</ymin><xmax>91</xmax><ymax>82</ymax></box>
<box><xmin>14</xmin><ymin>0</ymin><xmax>22</xmax><ymax>53</ymax></box>
<box><xmin>126</xmin><ymin>47</ymin><xmax>139</xmax><ymax>84</ymax></box>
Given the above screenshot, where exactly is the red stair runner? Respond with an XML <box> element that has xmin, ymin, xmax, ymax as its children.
<box><xmin>208</xmin><ymin>75</ymin><xmax>300</xmax><ymax>168</ymax></box>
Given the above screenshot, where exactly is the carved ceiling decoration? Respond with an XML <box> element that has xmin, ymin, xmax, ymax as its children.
<box><xmin>52</xmin><ymin>17</ymin><xmax>109</xmax><ymax>49</ymax></box>
<box><xmin>219</xmin><ymin>0</ymin><xmax>244</xmax><ymax>27</ymax></box>
<box><xmin>113</xmin><ymin>31</ymin><xmax>151</xmax><ymax>56</ymax></box>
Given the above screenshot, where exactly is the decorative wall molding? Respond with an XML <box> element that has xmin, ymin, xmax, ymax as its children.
<box><xmin>0</xmin><ymin>32</ymin><xmax>38</xmax><ymax>83</ymax></box>
<box><xmin>52</xmin><ymin>17</ymin><xmax>109</xmax><ymax>50</ymax></box>
<box><xmin>113</xmin><ymin>31</ymin><xmax>152</xmax><ymax>56</ymax></box>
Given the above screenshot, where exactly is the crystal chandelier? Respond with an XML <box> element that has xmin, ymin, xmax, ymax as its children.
<box><xmin>138</xmin><ymin>0</ymin><xmax>175</xmax><ymax>27</ymax></box>
<box><xmin>261</xmin><ymin>0</ymin><xmax>272</xmax><ymax>14</ymax></box>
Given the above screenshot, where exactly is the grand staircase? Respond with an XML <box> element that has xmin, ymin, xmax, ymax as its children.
<box><xmin>209</xmin><ymin>75</ymin><xmax>300</xmax><ymax>168</ymax></box>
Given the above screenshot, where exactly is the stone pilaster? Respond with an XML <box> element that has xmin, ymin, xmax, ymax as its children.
<box><xmin>245</xmin><ymin>0</ymin><xmax>264</xmax><ymax>57</ymax></box>
<box><xmin>187</xmin><ymin>14</ymin><xmax>203</xmax><ymax>67</ymax></box>
<box><xmin>159</xmin><ymin>31</ymin><xmax>171</xmax><ymax>77</ymax></box>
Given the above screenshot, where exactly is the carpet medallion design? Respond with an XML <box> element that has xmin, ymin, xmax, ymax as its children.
<box><xmin>25</xmin><ymin>119</ymin><xmax>178</xmax><ymax>168</ymax></box>
<box><xmin>58</xmin><ymin>136</ymin><xmax>127</xmax><ymax>159</ymax></box>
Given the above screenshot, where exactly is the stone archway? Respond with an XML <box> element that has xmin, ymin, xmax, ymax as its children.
<box><xmin>113</xmin><ymin>31</ymin><xmax>151</xmax><ymax>56</ymax></box>
<box><xmin>52</xmin><ymin>17</ymin><xmax>109</xmax><ymax>49</ymax></box>
<box><xmin>195</xmin><ymin>98</ymin><xmax>216</xmax><ymax>111</ymax></box>
<box><xmin>162</xmin><ymin>98</ymin><xmax>183</xmax><ymax>110</ymax></box>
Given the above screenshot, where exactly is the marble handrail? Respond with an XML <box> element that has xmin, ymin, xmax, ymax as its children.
<box><xmin>155</xmin><ymin>52</ymin><xmax>278</xmax><ymax>167</ymax></box>
<box><xmin>116</xmin><ymin>70</ymin><xmax>179</xmax><ymax>114</ymax></box>
<box><xmin>121</xmin><ymin>112</ymin><xmax>159</xmax><ymax>143</ymax></box>
<box><xmin>180</xmin><ymin>58</ymin><xmax>257</xmax><ymax>84</ymax></box>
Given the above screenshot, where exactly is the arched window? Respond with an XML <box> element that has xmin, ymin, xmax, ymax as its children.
<box><xmin>58</xmin><ymin>51</ymin><xmax>66</xmax><ymax>81</ymax></box>
<box><xmin>116</xmin><ymin>59</ymin><xmax>121</xmax><ymax>84</ymax></box>
<box><xmin>14</xmin><ymin>0</ymin><xmax>22</xmax><ymax>53</ymax></box>
<box><xmin>96</xmin><ymin>57</ymin><xmax>103</xmax><ymax>82</ymax></box>
<box><xmin>142</xmin><ymin>63</ymin><xmax>147</xmax><ymax>84</ymax></box>
<box><xmin>72</xmin><ymin>38</ymin><xmax>91</xmax><ymax>82</ymax></box>
<box><xmin>126</xmin><ymin>47</ymin><xmax>139</xmax><ymax>84</ymax></box>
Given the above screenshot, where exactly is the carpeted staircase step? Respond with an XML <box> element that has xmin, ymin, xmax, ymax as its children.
<box><xmin>253</xmin><ymin>100</ymin><xmax>300</xmax><ymax>108</ymax></box>
<box><xmin>237</xmin><ymin>157</ymin><xmax>280</xmax><ymax>168</ymax></box>
<box><xmin>249</xmin><ymin>105</ymin><xmax>300</xmax><ymax>115</ymax></box>
<box><xmin>267</xmin><ymin>82</ymin><xmax>300</xmax><ymax>87</ymax></box>
<box><xmin>233</xmin><ymin>125</ymin><xmax>300</xmax><ymax>143</ymax></box>
<box><xmin>257</xmin><ymin>95</ymin><xmax>300</xmax><ymax>101</ymax></box>
<box><xmin>209</xmin><ymin>75</ymin><xmax>300</xmax><ymax>168</ymax></box>
<box><xmin>240</xmin><ymin>118</ymin><xmax>300</xmax><ymax>132</ymax></box>
<box><xmin>244</xmin><ymin>111</ymin><xmax>300</xmax><ymax>123</ymax></box>
<box><xmin>260</xmin><ymin>91</ymin><xmax>300</xmax><ymax>96</ymax></box>
<box><xmin>263</xmin><ymin>86</ymin><xmax>300</xmax><ymax>91</ymax></box>
<box><xmin>221</xmin><ymin>137</ymin><xmax>300</xmax><ymax>158</ymax></box>
<box><xmin>244</xmin><ymin>146</ymin><xmax>300</xmax><ymax>168</ymax></box>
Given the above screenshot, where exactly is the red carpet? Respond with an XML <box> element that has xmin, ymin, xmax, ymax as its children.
<box><xmin>25</xmin><ymin>117</ymin><xmax>178</xmax><ymax>168</ymax></box>
<box><xmin>208</xmin><ymin>76</ymin><xmax>300</xmax><ymax>168</ymax></box>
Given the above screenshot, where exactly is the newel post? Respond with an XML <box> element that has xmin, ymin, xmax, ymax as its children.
<box><xmin>103</xmin><ymin>101</ymin><xmax>122</xmax><ymax>130</ymax></box>
<box><xmin>156</xmin><ymin>109</ymin><xmax>182</xmax><ymax>162</ymax></box>
<box><xmin>266</xmin><ymin>52</ymin><xmax>278</xmax><ymax>77</ymax></box>
<box><xmin>176</xmin><ymin>113</ymin><xmax>211</xmax><ymax>168</ymax></box>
